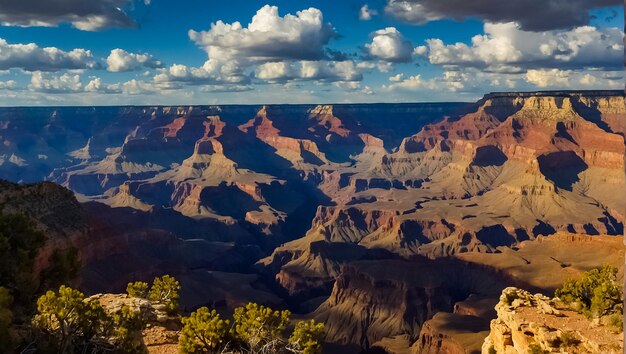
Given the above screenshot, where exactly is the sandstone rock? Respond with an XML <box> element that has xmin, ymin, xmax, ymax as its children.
<box><xmin>482</xmin><ymin>287</ymin><xmax>623</xmax><ymax>354</ymax></box>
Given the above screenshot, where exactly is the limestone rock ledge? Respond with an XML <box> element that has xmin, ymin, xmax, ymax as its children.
<box><xmin>90</xmin><ymin>293</ymin><xmax>180</xmax><ymax>353</ymax></box>
<box><xmin>482</xmin><ymin>287</ymin><xmax>622</xmax><ymax>354</ymax></box>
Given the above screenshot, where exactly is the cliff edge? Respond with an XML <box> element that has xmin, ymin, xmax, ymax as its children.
<box><xmin>482</xmin><ymin>287</ymin><xmax>623</xmax><ymax>354</ymax></box>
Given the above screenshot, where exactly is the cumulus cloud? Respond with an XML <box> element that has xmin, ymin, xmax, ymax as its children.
<box><xmin>356</xmin><ymin>61</ymin><xmax>394</xmax><ymax>73</ymax></box>
<box><xmin>525</xmin><ymin>69</ymin><xmax>570</xmax><ymax>88</ymax></box>
<box><xmin>389</xmin><ymin>73</ymin><xmax>404</xmax><ymax>82</ymax></box>
<box><xmin>153</xmin><ymin>5</ymin><xmax>364</xmax><ymax>89</ymax></box>
<box><xmin>0</xmin><ymin>38</ymin><xmax>98</xmax><ymax>72</ymax></box>
<box><xmin>525</xmin><ymin>69</ymin><xmax>623</xmax><ymax>89</ymax></box>
<box><xmin>27</xmin><ymin>71</ymin><xmax>171</xmax><ymax>96</ymax></box>
<box><xmin>189</xmin><ymin>5</ymin><xmax>337</xmax><ymax>64</ymax></box>
<box><xmin>118</xmin><ymin>79</ymin><xmax>158</xmax><ymax>95</ymax></box>
<box><xmin>384</xmin><ymin>0</ymin><xmax>621</xmax><ymax>31</ymax></box>
<box><xmin>84</xmin><ymin>77</ymin><xmax>103</xmax><ymax>92</ymax></box>
<box><xmin>0</xmin><ymin>0</ymin><xmax>144</xmax><ymax>31</ymax></box>
<box><xmin>359</xmin><ymin>5</ymin><xmax>378</xmax><ymax>21</ymax></box>
<box><xmin>29</xmin><ymin>71</ymin><xmax>83</xmax><ymax>93</ymax></box>
<box><xmin>364</xmin><ymin>27</ymin><xmax>414</xmax><ymax>63</ymax></box>
<box><xmin>84</xmin><ymin>77</ymin><xmax>126</xmax><ymax>93</ymax></box>
<box><xmin>153</xmin><ymin>61</ymin><xmax>250</xmax><ymax>86</ymax></box>
<box><xmin>0</xmin><ymin>80</ymin><xmax>17</xmax><ymax>90</ymax></box>
<box><xmin>106</xmin><ymin>49</ymin><xmax>162</xmax><ymax>72</ymax></box>
<box><xmin>383</xmin><ymin>73</ymin><xmax>464</xmax><ymax>91</ymax></box>
<box><xmin>255</xmin><ymin>60</ymin><xmax>362</xmax><ymax>83</ymax></box>
<box><xmin>421</xmin><ymin>22</ymin><xmax>624</xmax><ymax>73</ymax></box>
<box><xmin>334</xmin><ymin>81</ymin><xmax>374</xmax><ymax>95</ymax></box>
<box><xmin>256</xmin><ymin>62</ymin><xmax>296</xmax><ymax>81</ymax></box>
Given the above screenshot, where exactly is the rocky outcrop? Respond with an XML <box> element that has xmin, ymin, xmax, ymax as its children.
<box><xmin>90</xmin><ymin>293</ymin><xmax>180</xmax><ymax>353</ymax></box>
<box><xmin>482</xmin><ymin>287</ymin><xmax>623</xmax><ymax>354</ymax></box>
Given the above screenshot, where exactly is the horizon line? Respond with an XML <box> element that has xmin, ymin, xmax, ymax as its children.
<box><xmin>2</xmin><ymin>89</ymin><xmax>623</xmax><ymax>109</ymax></box>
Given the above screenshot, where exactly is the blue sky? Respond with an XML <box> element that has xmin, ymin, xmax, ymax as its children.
<box><xmin>0</xmin><ymin>0</ymin><xmax>623</xmax><ymax>105</ymax></box>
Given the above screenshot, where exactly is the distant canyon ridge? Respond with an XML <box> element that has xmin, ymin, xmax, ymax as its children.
<box><xmin>0</xmin><ymin>90</ymin><xmax>624</xmax><ymax>353</ymax></box>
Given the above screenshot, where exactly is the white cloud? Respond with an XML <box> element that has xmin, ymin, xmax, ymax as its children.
<box><xmin>0</xmin><ymin>80</ymin><xmax>17</xmax><ymax>90</ymax></box>
<box><xmin>579</xmin><ymin>73</ymin><xmax>597</xmax><ymax>86</ymax></box>
<box><xmin>525</xmin><ymin>69</ymin><xmax>557</xmax><ymax>88</ymax></box>
<box><xmin>256</xmin><ymin>62</ymin><xmax>296</xmax><ymax>81</ymax></box>
<box><xmin>335</xmin><ymin>81</ymin><xmax>374</xmax><ymax>95</ymax></box>
<box><xmin>359</xmin><ymin>5</ymin><xmax>378</xmax><ymax>21</ymax></box>
<box><xmin>153</xmin><ymin>61</ymin><xmax>250</xmax><ymax>86</ymax></box>
<box><xmin>300</xmin><ymin>61</ymin><xmax>362</xmax><ymax>82</ymax></box>
<box><xmin>255</xmin><ymin>60</ymin><xmax>362</xmax><ymax>83</ymax></box>
<box><xmin>28</xmin><ymin>73</ymin><xmax>171</xmax><ymax>96</ymax></box>
<box><xmin>84</xmin><ymin>77</ymin><xmax>123</xmax><ymax>93</ymax></box>
<box><xmin>365</xmin><ymin>27</ymin><xmax>414</xmax><ymax>63</ymax></box>
<box><xmin>0</xmin><ymin>38</ymin><xmax>97</xmax><ymax>72</ymax></box>
<box><xmin>525</xmin><ymin>69</ymin><xmax>623</xmax><ymax>89</ymax></box>
<box><xmin>29</xmin><ymin>72</ymin><xmax>83</xmax><ymax>93</ymax></box>
<box><xmin>356</xmin><ymin>61</ymin><xmax>394</xmax><ymax>73</ymax></box>
<box><xmin>413</xmin><ymin>45</ymin><xmax>428</xmax><ymax>57</ymax></box>
<box><xmin>84</xmin><ymin>77</ymin><xmax>102</xmax><ymax>92</ymax></box>
<box><xmin>189</xmin><ymin>5</ymin><xmax>337</xmax><ymax>64</ymax></box>
<box><xmin>119</xmin><ymin>79</ymin><xmax>157</xmax><ymax>95</ymax></box>
<box><xmin>422</xmin><ymin>22</ymin><xmax>624</xmax><ymax>72</ymax></box>
<box><xmin>153</xmin><ymin>5</ymin><xmax>341</xmax><ymax>90</ymax></box>
<box><xmin>106</xmin><ymin>49</ymin><xmax>162</xmax><ymax>72</ymax></box>
<box><xmin>389</xmin><ymin>73</ymin><xmax>404</xmax><ymax>82</ymax></box>
<box><xmin>383</xmin><ymin>74</ymin><xmax>441</xmax><ymax>91</ymax></box>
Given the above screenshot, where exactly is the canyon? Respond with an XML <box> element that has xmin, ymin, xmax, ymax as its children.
<box><xmin>0</xmin><ymin>90</ymin><xmax>624</xmax><ymax>353</ymax></box>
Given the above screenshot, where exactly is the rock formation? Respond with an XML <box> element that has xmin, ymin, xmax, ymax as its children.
<box><xmin>482</xmin><ymin>287</ymin><xmax>623</xmax><ymax>354</ymax></box>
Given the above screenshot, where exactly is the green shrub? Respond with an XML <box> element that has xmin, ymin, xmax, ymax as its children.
<box><xmin>288</xmin><ymin>319</ymin><xmax>325</xmax><ymax>354</ymax></box>
<box><xmin>33</xmin><ymin>285</ymin><xmax>147</xmax><ymax>353</ymax></box>
<box><xmin>179</xmin><ymin>307</ymin><xmax>230</xmax><ymax>353</ymax></box>
<box><xmin>555</xmin><ymin>265</ymin><xmax>622</xmax><ymax>318</ymax></box>
<box><xmin>178</xmin><ymin>303</ymin><xmax>328</xmax><ymax>354</ymax></box>
<box><xmin>127</xmin><ymin>281</ymin><xmax>149</xmax><ymax>299</ymax></box>
<box><xmin>233</xmin><ymin>302</ymin><xmax>291</xmax><ymax>350</ymax></box>
<box><xmin>33</xmin><ymin>286</ymin><xmax>109</xmax><ymax>352</ymax></box>
<box><xmin>111</xmin><ymin>305</ymin><xmax>146</xmax><ymax>353</ymax></box>
<box><xmin>148</xmin><ymin>275</ymin><xmax>180</xmax><ymax>315</ymax></box>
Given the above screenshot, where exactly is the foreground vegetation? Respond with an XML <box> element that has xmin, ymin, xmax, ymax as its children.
<box><xmin>556</xmin><ymin>265</ymin><xmax>623</xmax><ymax>328</ymax></box>
<box><xmin>0</xmin><ymin>210</ymin><xmax>325</xmax><ymax>353</ymax></box>
<box><xmin>175</xmin><ymin>303</ymin><xmax>324</xmax><ymax>354</ymax></box>
<box><xmin>126</xmin><ymin>277</ymin><xmax>324</xmax><ymax>353</ymax></box>
<box><xmin>1</xmin><ymin>271</ymin><xmax>325</xmax><ymax>353</ymax></box>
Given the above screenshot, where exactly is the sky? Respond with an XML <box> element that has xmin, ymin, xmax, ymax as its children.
<box><xmin>0</xmin><ymin>0</ymin><xmax>623</xmax><ymax>105</ymax></box>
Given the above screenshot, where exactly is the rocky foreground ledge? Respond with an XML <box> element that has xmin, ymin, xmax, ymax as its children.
<box><xmin>482</xmin><ymin>288</ymin><xmax>623</xmax><ymax>354</ymax></box>
<box><xmin>89</xmin><ymin>293</ymin><xmax>180</xmax><ymax>353</ymax></box>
